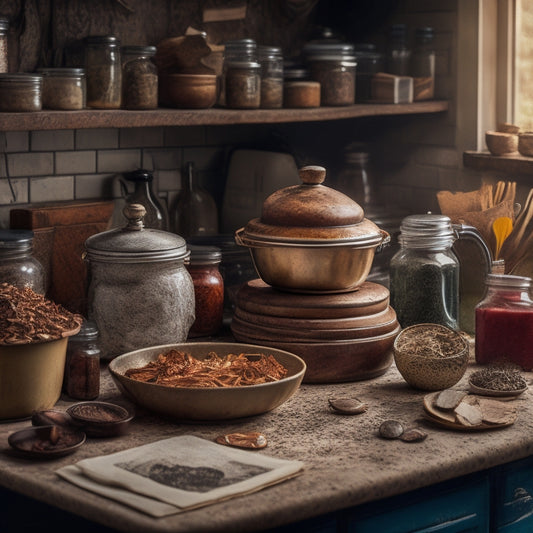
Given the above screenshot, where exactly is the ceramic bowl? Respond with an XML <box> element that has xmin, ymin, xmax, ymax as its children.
<box><xmin>393</xmin><ymin>323</ymin><xmax>469</xmax><ymax>391</ymax></box>
<box><xmin>108</xmin><ymin>342</ymin><xmax>306</xmax><ymax>421</ymax></box>
<box><xmin>159</xmin><ymin>73</ymin><xmax>218</xmax><ymax>109</ymax></box>
<box><xmin>485</xmin><ymin>130</ymin><xmax>518</xmax><ymax>156</ymax></box>
<box><xmin>0</xmin><ymin>328</ymin><xmax>80</xmax><ymax>420</ymax></box>
<box><xmin>66</xmin><ymin>401</ymin><xmax>134</xmax><ymax>437</ymax></box>
<box><xmin>518</xmin><ymin>132</ymin><xmax>533</xmax><ymax>157</ymax></box>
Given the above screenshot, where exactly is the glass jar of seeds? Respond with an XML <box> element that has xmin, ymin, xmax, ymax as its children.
<box><xmin>85</xmin><ymin>35</ymin><xmax>121</xmax><ymax>109</ymax></box>
<box><xmin>0</xmin><ymin>229</ymin><xmax>46</xmax><ymax>293</ymax></box>
<box><xmin>257</xmin><ymin>45</ymin><xmax>283</xmax><ymax>108</ymax></box>
<box><xmin>121</xmin><ymin>45</ymin><xmax>158</xmax><ymax>110</ymax></box>
<box><xmin>304</xmin><ymin>42</ymin><xmax>357</xmax><ymax>106</ymax></box>
<box><xmin>0</xmin><ymin>73</ymin><xmax>42</xmax><ymax>111</ymax></box>
<box><xmin>389</xmin><ymin>214</ymin><xmax>459</xmax><ymax>329</ymax></box>
<box><xmin>225</xmin><ymin>60</ymin><xmax>261</xmax><ymax>109</ymax></box>
<box><xmin>220</xmin><ymin>38</ymin><xmax>257</xmax><ymax>107</ymax></box>
<box><xmin>37</xmin><ymin>68</ymin><xmax>86</xmax><ymax>110</ymax></box>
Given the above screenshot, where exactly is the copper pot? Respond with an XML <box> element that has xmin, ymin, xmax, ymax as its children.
<box><xmin>235</xmin><ymin>165</ymin><xmax>389</xmax><ymax>293</ymax></box>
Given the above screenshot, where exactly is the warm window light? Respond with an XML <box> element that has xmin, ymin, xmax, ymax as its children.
<box><xmin>515</xmin><ymin>0</ymin><xmax>533</xmax><ymax>130</ymax></box>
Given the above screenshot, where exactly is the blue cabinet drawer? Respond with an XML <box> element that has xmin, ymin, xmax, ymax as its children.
<box><xmin>492</xmin><ymin>456</ymin><xmax>533</xmax><ymax>532</ymax></box>
<box><xmin>343</xmin><ymin>474</ymin><xmax>490</xmax><ymax>533</ymax></box>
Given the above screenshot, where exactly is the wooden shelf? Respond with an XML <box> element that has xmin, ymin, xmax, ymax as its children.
<box><xmin>0</xmin><ymin>100</ymin><xmax>449</xmax><ymax>131</ymax></box>
<box><xmin>464</xmin><ymin>150</ymin><xmax>533</xmax><ymax>175</ymax></box>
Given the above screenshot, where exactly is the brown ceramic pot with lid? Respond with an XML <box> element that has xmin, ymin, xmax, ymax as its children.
<box><xmin>235</xmin><ymin>165</ymin><xmax>389</xmax><ymax>293</ymax></box>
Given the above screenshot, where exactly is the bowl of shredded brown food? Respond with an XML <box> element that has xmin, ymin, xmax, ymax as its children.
<box><xmin>108</xmin><ymin>342</ymin><xmax>306</xmax><ymax>421</ymax></box>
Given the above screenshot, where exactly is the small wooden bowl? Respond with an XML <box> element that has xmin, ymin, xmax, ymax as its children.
<box><xmin>159</xmin><ymin>73</ymin><xmax>218</xmax><ymax>109</ymax></box>
<box><xmin>518</xmin><ymin>132</ymin><xmax>533</xmax><ymax>157</ymax></box>
<box><xmin>485</xmin><ymin>131</ymin><xmax>518</xmax><ymax>156</ymax></box>
<box><xmin>497</xmin><ymin>122</ymin><xmax>520</xmax><ymax>134</ymax></box>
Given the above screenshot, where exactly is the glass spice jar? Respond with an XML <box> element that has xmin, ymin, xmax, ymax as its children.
<box><xmin>186</xmin><ymin>245</ymin><xmax>224</xmax><ymax>338</ymax></box>
<box><xmin>63</xmin><ymin>320</ymin><xmax>101</xmax><ymax>400</ymax></box>
<box><xmin>475</xmin><ymin>274</ymin><xmax>533</xmax><ymax>370</ymax></box>
<box><xmin>0</xmin><ymin>229</ymin><xmax>46</xmax><ymax>293</ymax></box>
<box><xmin>257</xmin><ymin>45</ymin><xmax>283</xmax><ymax>109</ymax></box>
<box><xmin>410</xmin><ymin>27</ymin><xmax>435</xmax><ymax>100</ymax></box>
<box><xmin>353</xmin><ymin>44</ymin><xmax>383</xmax><ymax>102</ymax></box>
<box><xmin>386</xmin><ymin>23</ymin><xmax>411</xmax><ymax>76</ymax></box>
<box><xmin>0</xmin><ymin>17</ymin><xmax>9</xmax><ymax>73</ymax></box>
<box><xmin>121</xmin><ymin>45</ymin><xmax>158</xmax><ymax>109</ymax></box>
<box><xmin>220</xmin><ymin>38</ymin><xmax>257</xmax><ymax>107</ymax></box>
<box><xmin>225</xmin><ymin>60</ymin><xmax>261</xmax><ymax>109</ymax></box>
<box><xmin>85</xmin><ymin>35</ymin><xmax>121</xmax><ymax>109</ymax></box>
<box><xmin>304</xmin><ymin>42</ymin><xmax>357</xmax><ymax>106</ymax></box>
<box><xmin>0</xmin><ymin>73</ymin><xmax>42</xmax><ymax>111</ymax></box>
<box><xmin>389</xmin><ymin>214</ymin><xmax>459</xmax><ymax>329</ymax></box>
<box><xmin>37</xmin><ymin>68</ymin><xmax>86</xmax><ymax>110</ymax></box>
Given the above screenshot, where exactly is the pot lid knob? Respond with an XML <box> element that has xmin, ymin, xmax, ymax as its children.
<box><xmin>299</xmin><ymin>165</ymin><xmax>326</xmax><ymax>185</ymax></box>
<box><xmin>123</xmin><ymin>203</ymin><xmax>146</xmax><ymax>231</ymax></box>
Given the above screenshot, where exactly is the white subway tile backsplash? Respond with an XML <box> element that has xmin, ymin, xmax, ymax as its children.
<box><xmin>120</xmin><ymin>127</ymin><xmax>165</xmax><ymax>148</ymax></box>
<box><xmin>182</xmin><ymin>147</ymin><xmax>224</xmax><ymax>171</ymax></box>
<box><xmin>75</xmin><ymin>173</ymin><xmax>115</xmax><ymax>199</ymax></box>
<box><xmin>5</xmin><ymin>131</ymin><xmax>29</xmax><ymax>152</ymax></box>
<box><xmin>76</xmin><ymin>129</ymin><xmax>119</xmax><ymax>150</ymax></box>
<box><xmin>0</xmin><ymin>177</ymin><xmax>28</xmax><ymax>205</ymax></box>
<box><xmin>164</xmin><ymin>126</ymin><xmax>205</xmax><ymax>146</ymax></box>
<box><xmin>143</xmin><ymin>148</ymin><xmax>181</xmax><ymax>171</ymax></box>
<box><xmin>31</xmin><ymin>130</ymin><xmax>74</xmax><ymax>152</ymax></box>
<box><xmin>30</xmin><ymin>176</ymin><xmax>74</xmax><ymax>202</ymax></box>
<box><xmin>97</xmin><ymin>149</ymin><xmax>141</xmax><ymax>173</ymax></box>
<box><xmin>56</xmin><ymin>150</ymin><xmax>96</xmax><ymax>175</ymax></box>
<box><xmin>8</xmin><ymin>152</ymin><xmax>54</xmax><ymax>177</ymax></box>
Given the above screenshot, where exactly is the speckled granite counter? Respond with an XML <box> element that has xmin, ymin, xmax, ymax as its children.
<box><xmin>2</xmin><ymin>354</ymin><xmax>533</xmax><ymax>533</ymax></box>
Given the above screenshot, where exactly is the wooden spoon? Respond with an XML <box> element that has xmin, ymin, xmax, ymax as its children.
<box><xmin>492</xmin><ymin>216</ymin><xmax>513</xmax><ymax>260</ymax></box>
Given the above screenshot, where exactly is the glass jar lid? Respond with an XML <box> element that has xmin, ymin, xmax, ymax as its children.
<box><xmin>188</xmin><ymin>244</ymin><xmax>222</xmax><ymax>265</ymax></box>
<box><xmin>240</xmin><ymin>165</ymin><xmax>384</xmax><ymax>245</ymax></box>
<box><xmin>0</xmin><ymin>229</ymin><xmax>34</xmax><ymax>252</ymax></box>
<box><xmin>85</xmin><ymin>204</ymin><xmax>188</xmax><ymax>263</ymax></box>
<box><xmin>0</xmin><ymin>18</ymin><xmax>9</xmax><ymax>32</ymax></box>
<box><xmin>121</xmin><ymin>45</ymin><xmax>156</xmax><ymax>56</ymax></box>
<box><xmin>0</xmin><ymin>73</ymin><xmax>42</xmax><ymax>86</ymax></box>
<box><xmin>71</xmin><ymin>319</ymin><xmax>99</xmax><ymax>342</ymax></box>
<box><xmin>226</xmin><ymin>60</ymin><xmax>261</xmax><ymax>70</ymax></box>
<box><xmin>399</xmin><ymin>214</ymin><xmax>456</xmax><ymax>248</ymax></box>
<box><xmin>36</xmin><ymin>68</ymin><xmax>85</xmax><ymax>78</ymax></box>
<box><xmin>485</xmin><ymin>273</ymin><xmax>532</xmax><ymax>289</ymax></box>
<box><xmin>85</xmin><ymin>35</ymin><xmax>120</xmax><ymax>46</ymax></box>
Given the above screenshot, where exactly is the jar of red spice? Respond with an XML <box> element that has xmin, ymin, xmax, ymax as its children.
<box><xmin>475</xmin><ymin>274</ymin><xmax>533</xmax><ymax>370</ymax></box>
<box><xmin>63</xmin><ymin>320</ymin><xmax>101</xmax><ymax>400</ymax></box>
<box><xmin>186</xmin><ymin>245</ymin><xmax>224</xmax><ymax>337</ymax></box>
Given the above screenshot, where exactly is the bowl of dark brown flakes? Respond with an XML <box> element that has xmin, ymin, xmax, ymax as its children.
<box><xmin>0</xmin><ymin>283</ymin><xmax>82</xmax><ymax>420</ymax></box>
<box><xmin>469</xmin><ymin>365</ymin><xmax>528</xmax><ymax>397</ymax></box>
<box><xmin>66</xmin><ymin>401</ymin><xmax>134</xmax><ymax>437</ymax></box>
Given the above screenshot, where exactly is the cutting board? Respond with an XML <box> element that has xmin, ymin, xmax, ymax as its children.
<box><xmin>10</xmin><ymin>200</ymin><xmax>114</xmax><ymax>315</ymax></box>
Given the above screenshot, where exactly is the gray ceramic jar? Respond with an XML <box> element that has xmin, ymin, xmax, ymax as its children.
<box><xmin>84</xmin><ymin>203</ymin><xmax>195</xmax><ymax>360</ymax></box>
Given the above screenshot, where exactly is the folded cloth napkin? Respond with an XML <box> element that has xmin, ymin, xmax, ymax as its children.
<box><xmin>56</xmin><ymin>435</ymin><xmax>304</xmax><ymax>517</ymax></box>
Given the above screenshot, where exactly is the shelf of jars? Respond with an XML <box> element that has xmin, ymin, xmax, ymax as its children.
<box><xmin>463</xmin><ymin>150</ymin><xmax>533</xmax><ymax>175</ymax></box>
<box><xmin>0</xmin><ymin>100</ymin><xmax>449</xmax><ymax>131</ymax></box>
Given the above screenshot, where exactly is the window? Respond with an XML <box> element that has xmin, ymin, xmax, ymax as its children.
<box><xmin>514</xmin><ymin>0</ymin><xmax>533</xmax><ymax>129</ymax></box>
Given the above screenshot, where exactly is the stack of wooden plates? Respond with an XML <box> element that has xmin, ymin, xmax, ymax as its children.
<box><xmin>231</xmin><ymin>279</ymin><xmax>400</xmax><ymax>383</ymax></box>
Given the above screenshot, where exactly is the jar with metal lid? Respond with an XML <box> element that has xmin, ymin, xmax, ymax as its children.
<box><xmin>85</xmin><ymin>35</ymin><xmax>121</xmax><ymax>109</ymax></box>
<box><xmin>225</xmin><ymin>60</ymin><xmax>261</xmax><ymax>109</ymax></box>
<box><xmin>0</xmin><ymin>229</ymin><xmax>45</xmax><ymax>293</ymax></box>
<box><xmin>84</xmin><ymin>203</ymin><xmax>195</xmax><ymax>360</ymax></box>
<box><xmin>121</xmin><ymin>45</ymin><xmax>158</xmax><ymax>109</ymax></box>
<box><xmin>0</xmin><ymin>17</ymin><xmax>9</xmax><ymax>73</ymax></box>
<box><xmin>220</xmin><ymin>38</ymin><xmax>257</xmax><ymax>106</ymax></box>
<box><xmin>63</xmin><ymin>319</ymin><xmax>101</xmax><ymax>400</ymax></box>
<box><xmin>389</xmin><ymin>214</ymin><xmax>459</xmax><ymax>329</ymax></box>
<box><xmin>0</xmin><ymin>73</ymin><xmax>42</xmax><ymax>111</ymax></box>
<box><xmin>475</xmin><ymin>274</ymin><xmax>533</xmax><ymax>370</ymax></box>
<box><xmin>410</xmin><ymin>27</ymin><xmax>435</xmax><ymax>100</ymax></box>
<box><xmin>303</xmin><ymin>43</ymin><xmax>356</xmax><ymax>106</ymax></box>
<box><xmin>186</xmin><ymin>245</ymin><xmax>224</xmax><ymax>338</ymax></box>
<box><xmin>257</xmin><ymin>45</ymin><xmax>283</xmax><ymax>109</ymax></box>
<box><xmin>37</xmin><ymin>68</ymin><xmax>86</xmax><ymax>110</ymax></box>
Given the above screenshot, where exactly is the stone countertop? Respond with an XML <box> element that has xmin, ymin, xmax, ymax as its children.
<box><xmin>1</xmin><ymin>358</ymin><xmax>533</xmax><ymax>533</ymax></box>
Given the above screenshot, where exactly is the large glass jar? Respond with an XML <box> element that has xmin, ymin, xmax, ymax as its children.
<box><xmin>257</xmin><ymin>45</ymin><xmax>283</xmax><ymax>109</ymax></box>
<box><xmin>389</xmin><ymin>214</ymin><xmax>459</xmax><ymax>329</ymax></box>
<box><xmin>304</xmin><ymin>43</ymin><xmax>356</xmax><ymax>106</ymax></box>
<box><xmin>186</xmin><ymin>245</ymin><xmax>224</xmax><ymax>338</ymax></box>
<box><xmin>225</xmin><ymin>60</ymin><xmax>261</xmax><ymax>109</ymax></box>
<box><xmin>85</xmin><ymin>35</ymin><xmax>121</xmax><ymax>109</ymax></box>
<box><xmin>121</xmin><ymin>45</ymin><xmax>158</xmax><ymax>109</ymax></box>
<box><xmin>0</xmin><ymin>229</ymin><xmax>45</xmax><ymax>293</ymax></box>
<box><xmin>63</xmin><ymin>320</ymin><xmax>101</xmax><ymax>400</ymax></box>
<box><xmin>84</xmin><ymin>204</ymin><xmax>195</xmax><ymax>360</ymax></box>
<box><xmin>37</xmin><ymin>68</ymin><xmax>86</xmax><ymax>110</ymax></box>
<box><xmin>220</xmin><ymin>38</ymin><xmax>257</xmax><ymax>107</ymax></box>
<box><xmin>0</xmin><ymin>17</ymin><xmax>9</xmax><ymax>73</ymax></box>
<box><xmin>475</xmin><ymin>274</ymin><xmax>533</xmax><ymax>370</ymax></box>
<box><xmin>0</xmin><ymin>73</ymin><xmax>42</xmax><ymax>111</ymax></box>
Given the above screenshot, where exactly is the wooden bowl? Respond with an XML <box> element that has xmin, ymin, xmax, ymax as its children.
<box><xmin>497</xmin><ymin>122</ymin><xmax>520</xmax><ymax>134</ymax></box>
<box><xmin>159</xmin><ymin>73</ymin><xmax>218</xmax><ymax>109</ymax></box>
<box><xmin>485</xmin><ymin>130</ymin><xmax>518</xmax><ymax>155</ymax></box>
<box><xmin>518</xmin><ymin>132</ymin><xmax>533</xmax><ymax>157</ymax></box>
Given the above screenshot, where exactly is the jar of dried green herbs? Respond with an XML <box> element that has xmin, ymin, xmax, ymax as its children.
<box><xmin>85</xmin><ymin>35</ymin><xmax>121</xmax><ymax>109</ymax></box>
<box><xmin>389</xmin><ymin>214</ymin><xmax>459</xmax><ymax>329</ymax></box>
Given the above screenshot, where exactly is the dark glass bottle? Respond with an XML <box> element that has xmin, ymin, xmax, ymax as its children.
<box><xmin>173</xmin><ymin>162</ymin><xmax>219</xmax><ymax>238</ymax></box>
<box><xmin>122</xmin><ymin>169</ymin><xmax>169</xmax><ymax>230</ymax></box>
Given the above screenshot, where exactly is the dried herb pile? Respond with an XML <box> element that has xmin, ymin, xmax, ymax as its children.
<box><xmin>0</xmin><ymin>283</ymin><xmax>83</xmax><ymax>344</ymax></box>
<box><xmin>395</xmin><ymin>325</ymin><xmax>465</xmax><ymax>358</ymax></box>
<box><xmin>470</xmin><ymin>365</ymin><xmax>527</xmax><ymax>391</ymax></box>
